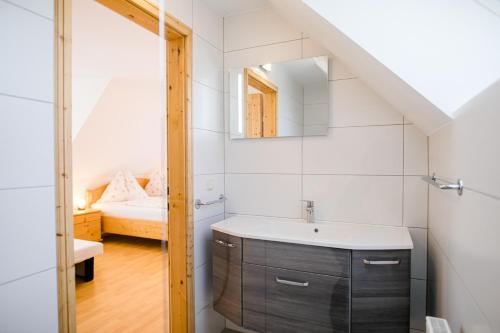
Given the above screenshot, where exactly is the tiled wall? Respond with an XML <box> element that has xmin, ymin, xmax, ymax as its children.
<box><xmin>0</xmin><ymin>0</ymin><xmax>58</xmax><ymax>331</ymax></box>
<box><xmin>428</xmin><ymin>79</ymin><xmax>500</xmax><ymax>333</ymax></box>
<box><xmin>171</xmin><ymin>0</ymin><xmax>228</xmax><ymax>332</ymax></box>
<box><xmin>223</xmin><ymin>7</ymin><xmax>429</xmax><ymax>332</ymax></box>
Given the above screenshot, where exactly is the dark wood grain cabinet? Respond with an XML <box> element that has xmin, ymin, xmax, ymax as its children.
<box><xmin>213</xmin><ymin>231</ymin><xmax>411</xmax><ymax>332</ymax></box>
<box><xmin>212</xmin><ymin>231</ymin><xmax>242</xmax><ymax>326</ymax></box>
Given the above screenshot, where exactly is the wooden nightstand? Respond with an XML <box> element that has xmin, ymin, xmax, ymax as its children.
<box><xmin>73</xmin><ymin>208</ymin><xmax>102</xmax><ymax>241</ymax></box>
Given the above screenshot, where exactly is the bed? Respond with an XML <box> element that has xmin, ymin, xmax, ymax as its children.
<box><xmin>87</xmin><ymin>178</ymin><xmax>168</xmax><ymax>241</ymax></box>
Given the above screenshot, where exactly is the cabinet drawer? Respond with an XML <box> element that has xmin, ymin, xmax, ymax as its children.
<box><xmin>74</xmin><ymin>220</ymin><xmax>101</xmax><ymax>241</ymax></box>
<box><xmin>212</xmin><ymin>231</ymin><xmax>242</xmax><ymax>326</ymax></box>
<box><xmin>243</xmin><ymin>238</ymin><xmax>266</xmax><ymax>265</ymax></box>
<box><xmin>267</xmin><ymin>241</ymin><xmax>350</xmax><ymax>277</ymax></box>
<box><xmin>74</xmin><ymin>212</ymin><xmax>100</xmax><ymax>224</ymax></box>
<box><xmin>351</xmin><ymin>250</ymin><xmax>411</xmax><ymax>333</ymax></box>
<box><xmin>266</xmin><ymin>267</ymin><xmax>349</xmax><ymax>332</ymax></box>
<box><xmin>267</xmin><ymin>314</ymin><xmax>333</xmax><ymax>333</ymax></box>
<box><xmin>352</xmin><ymin>250</ymin><xmax>410</xmax><ymax>281</ymax></box>
<box><xmin>242</xmin><ymin>263</ymin><xmax>265</xmax><ymax>331</ymax></box>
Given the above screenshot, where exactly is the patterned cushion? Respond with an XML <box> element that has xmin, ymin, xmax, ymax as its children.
<box><xmin>145</xmin><ymin>169</ymin><xmax>165</xmax><ymax>197</ymax></box>
<box><xmin>97</xmin><ymin>170</ymin><xmax>148</xmax><ymax>203</ymax></box>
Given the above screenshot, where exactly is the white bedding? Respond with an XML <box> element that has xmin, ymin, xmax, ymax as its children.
<box><xmin>74</xmin><ymin>239</ymin><xmax>103</xmax><ymax>264</ymax></box>
<box><xmin>92</xmin><ymin>196</ymin><xmax>168</xmax><ymax>222</ymax></box>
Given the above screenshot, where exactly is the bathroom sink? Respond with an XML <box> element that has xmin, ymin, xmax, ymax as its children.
<box><xmin>211</xmin><ymin>215</ymin><xmax>413</xmax><ymax>250</ymax></box>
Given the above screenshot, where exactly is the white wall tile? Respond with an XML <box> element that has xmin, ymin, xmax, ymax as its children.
<box><xmin>224</xmin><ymin>7</ymin><xmax>301</xmax><ymax>52</ymax></box>
<box><xmin>193</xmin><ymin>0</ymin><xmax>223</xmax><ymax>50</ymax></box>
<box><xmin>330</xmin><ymin>57</ymin><xmax>356</xmax><ymax>81</ymax></box>
<box><xmin>0</xmin><ymin>187</ymin><xmax>56</xmax><ymax>285</ymax></box>
<box><xmin>193</xmin><ymin>129</ymin><xmax>224</xmax><ymax>175</ymax></box>
<box><xmin>428</xmin><ymin>186</ymin><xmax>452</xmax><ymax>254</ymax></box>
<box><xmin>195</xmin><ymin>263</ymin><xmax>212</xmax><ymax>313</ymax></box>
<box><xmin>303</xmin><ymin>126</ymin><xmax>403</xmax><ymax>175</ymax></box>
<box><xmin>0</xmin><ymin>269</ymin><xmax>58</xmax><ymax>332</ymax></box>
<box><xmin>194</xmin><ymin>34</ymin><xmax>223</xmax><ymax>90</ymax></box>
<box><xmin>445</xmin><ymin>190</ymin><xmax>500</xmax><ymax>330</ymax></box>
<box><xmin>0</xmin><ymin>96</ymin><xmax>54</xmax><ymax>189</ymax></box>
<box><xmin>165</xmin><ymin>0</ymin><xmax>192</xmax><ymax>28</ymax></box>
<box><xmin>331</xmin><ymin>79</ymin><xmax>403</xmax><ymax>127</ymax></box>
<box><xmin>193</xmin><ymin>82</ymin><xmax>224</xmax><ymax>133</ymax></box>
<box><xmin>224</xmin><ymin>40</ymin><xmax>302</xmax><ymax>69</ymax></box>
<box><xmin>0</xmin><ymin>2</ymin><xmax>53</xmax><ymax>101</ymax></box>
<box><xmin>194</xmin><ymin>214</ymin><xmax>224</xmax><ymax>269</ymax></box>
<box><xmin>195</xmin><ymin>305</ymin><xmax>226</xmax><ymax>333</ymax></box>
<box><xmin>302</xmin><ymin>38</ymin><xmax>331</xmax><ymax>58</ymax></box>
<box><xmin>411</xmin><ymin>278</ymin><xmax>427</xmax><ymax>331</ymax></box>
<box><xmin>8</xmin><ymin>0</ymin><xmax>54</xmax><ymax>19</ymax></box>
<box><xmin>404</xmin><ymin>176</ymin><xmax>428</xmax><ymax>228</ymax></box>
<box><xmin>405</xmin><ymin>124</ymin><xmax>428</xmax><ymax>175</ymax></box>
<box><xmin>303</xmin><ymin>175</ymin><xmax>403</xmax><ymax>226</ymax></box>
<box><xmin>428</xmin><ymin>235</ymin><xmax>494</xmax><ymax>333</ymax></box>
<box><xmin>225</xmin><ymin>174</ymin><xmax>301</xmax><ymax>218</ymax></box>
<box><xmin>409</xmin><ymin>228</ymin><xmax>428</xmax><ymax>280</ymax></box>
<box><xmin>429</xmin><ymin>83</ymin><xmax>500</xmax><ymax>198</ymax></box>
<box><xmin>194</xmin><ymin>174</ymin><xmax>225</xmax><ymax>222</ymax></box>
<box><xmin>225</xmin><ymin>136</ymin><xmax>302</xmax><ymax>174</ymax></box>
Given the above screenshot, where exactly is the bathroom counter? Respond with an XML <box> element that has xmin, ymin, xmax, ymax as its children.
<box><xmin>211</xmin><ymin>215</ymin><xmax>413</xmax><ymax>250</ymax></box>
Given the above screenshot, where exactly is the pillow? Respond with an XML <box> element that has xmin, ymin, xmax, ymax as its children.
<box><xmin>97</xmin><ymin>170</ymin><xmax>148</xmax><ymax>203</ymax></box>
<box><xmin>145</xmin><ymin>170</ymin><xmax>166</xmax><ymax>197</ymax></box>
<box><xmin>124</xmin><ymin>170</ymin><xmax>149</xmax><ymax>201</ymax></box>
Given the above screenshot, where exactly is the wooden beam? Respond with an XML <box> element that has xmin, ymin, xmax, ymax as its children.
<box><xmin>96</xmin><ymin>0</ymin><xmax>190</xmax><ymax>40</ymax></box>
<box><xmin>55</xmin><ymin>0</ymin><xmax>76</xmax><ymax>332</ymax></box>
<box><xmin>167</xmin><ymin>36</ymin><xmax>189</xmax><ymax>333</ymax></box>
<box><xmin>246</xmin><ymin>69</ymin><xmax>278</xmax><ymax>93</ymax></box>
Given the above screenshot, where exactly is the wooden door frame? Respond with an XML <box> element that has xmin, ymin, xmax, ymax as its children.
<box><xmin>55</xmin><ymin>1</ymin><xmax>194</xmax><ymax>332</ymax></box>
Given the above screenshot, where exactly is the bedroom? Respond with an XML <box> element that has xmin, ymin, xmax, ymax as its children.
<box><xmin>71</xmin><ymin>1</ymin><xmax>168</xmax><ymax>331</ymax></box>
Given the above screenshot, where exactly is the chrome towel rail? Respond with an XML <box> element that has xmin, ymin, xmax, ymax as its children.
<box><xmin>422</xmin><ymin>173</ymin><xmax>464</xmax><ymax>196</ymax></box>
<box><xmin>195</xmin><ymin>194</ymin><xmax>226</xmax><ymax>209</ymax></box>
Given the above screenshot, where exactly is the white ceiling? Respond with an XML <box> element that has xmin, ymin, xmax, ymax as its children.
<box><xmin>272</xmin><ymin>0</ymin><xmax>500</xmax><ymax>134</ymax></box>
<box><xmin>202</xmin><ymin>0</ymin><xmax>269</xmax><ymax>16</ymax></box>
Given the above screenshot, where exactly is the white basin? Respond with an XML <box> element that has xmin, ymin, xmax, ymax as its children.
<box><xmin>211</xmin><ymin>216</ymin><xmax>413</xmax><ymax>250</ymax></box>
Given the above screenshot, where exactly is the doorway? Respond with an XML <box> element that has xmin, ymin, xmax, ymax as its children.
<box><xmin>55</xmin><ymin>1</ymin><xmax>194</xmax><ymax>332</ymax></box>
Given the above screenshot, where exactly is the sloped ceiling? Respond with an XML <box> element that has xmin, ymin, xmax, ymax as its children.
<box><xmin>72</xmin><ymin>0</ymin><xmax>159</xmax><ymax>139</ymax></box>
<box><xmin>269</xmin><ymin>0</ymin><xmax>500</xmax><ymax>134</ymax></box>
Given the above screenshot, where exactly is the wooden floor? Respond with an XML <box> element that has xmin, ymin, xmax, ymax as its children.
<box><xmin>76</xmin><ymin>235</ymin><xmax>169</xmax><ymax>333</ymax></box>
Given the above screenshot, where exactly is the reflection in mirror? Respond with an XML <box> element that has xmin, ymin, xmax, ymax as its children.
<box><xmin>229</xmin><ymin>56</ymin><xmax>329</xmax><ymax>139</ymax></box>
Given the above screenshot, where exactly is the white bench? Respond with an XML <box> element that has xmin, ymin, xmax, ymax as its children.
<box><xmin>74</xmin><ymin>239</ymin><xmax>103</xmax><ymax>281</ymax></box>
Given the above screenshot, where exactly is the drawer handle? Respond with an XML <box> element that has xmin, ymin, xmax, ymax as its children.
<box><xmin>215</xmin><ymin>239</ymin><xmax>227</xmax><ymax>247</ymax></box>
<box><xmin>275</xmin><ymin>277</ymin><xmax>309</xmax><ymax>287</ymax></box>
<box><xmin>363</xmin><ymin>258</ymin><xmax>401</xmax><ymax>265</ymax></box>
<box><xmin>214</xmin><ymin>239</ymin><xmax>236</xmax><ymax>248</ymax></box>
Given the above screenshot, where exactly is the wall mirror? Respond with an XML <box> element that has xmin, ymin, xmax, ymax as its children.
<box><xmin>228</xmin><ymin>56</ymin><xmax>329</xmax><ymax>139</ymax></box>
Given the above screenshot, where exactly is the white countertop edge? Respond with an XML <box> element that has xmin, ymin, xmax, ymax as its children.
<box><xmin>210</xmin><ymin>219</ymin><xmax>414</xmax><ymax>251</ymax></box>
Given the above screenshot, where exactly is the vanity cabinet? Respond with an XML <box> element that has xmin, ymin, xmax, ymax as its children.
<box><xmin>212</xmin><ymin>231</ymin><xmax>411</xmax><ymax>332</ymax></box>
<box><xmin>212</xmin><ymin>231</ymin><xmax>242</xmax><ymax>326</ymax></box>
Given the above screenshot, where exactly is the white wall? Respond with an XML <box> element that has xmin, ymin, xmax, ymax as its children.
<box><xmin>72</xmin><ymin>0</ymin><xmax>160</xmax><ymax>139</ymax></box>
<box><xmin>223</xmin><ymin>7</ymin><xmax>429</xmax><ymax>332</ymax></box>
<box><xmin>72</xmin><ymin>78</ymin><xmax>162</xmax><ymax>199</ymax></box>
<box><xmin>0</xmin><ymin>0</ymin><xmax>58</xmax><ymax>331</ymax></box>
<box><xmin>72</xmin><ymin>0</ymin><xmax>162</xmax><ymax>202</ymax></box>
<box><xmin>428</xmin><ymin>79</ymin><xmax>500</xmax><ymax>333</ymax></box>
<box><xmin>189</xmin><ymin>0</ymin><xmax>227</xmax><ymax>332</ymax></box>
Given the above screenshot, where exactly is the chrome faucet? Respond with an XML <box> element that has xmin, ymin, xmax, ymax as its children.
<box><xmin>302</xmin><ymin>200</ymin><xmax>315</xmax><ymax>223</ymax></box>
